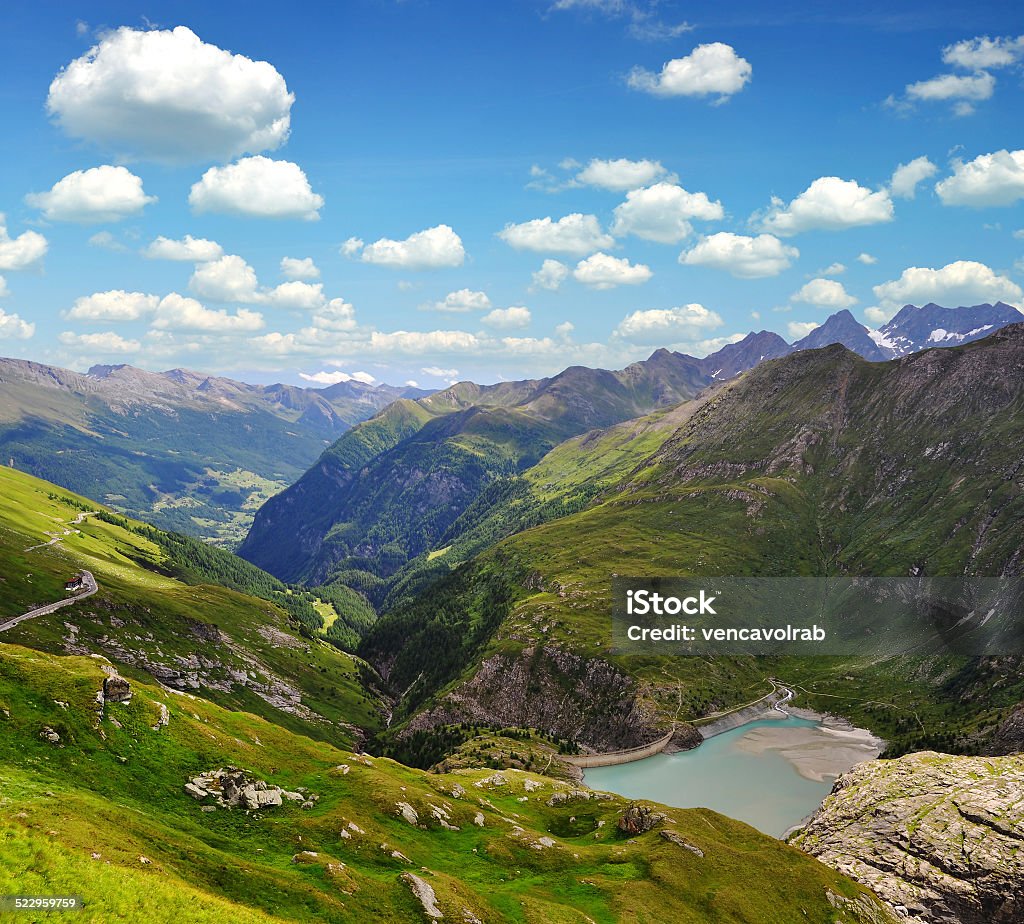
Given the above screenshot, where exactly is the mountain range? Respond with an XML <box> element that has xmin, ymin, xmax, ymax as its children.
<box><xmin>0</xmin><ymin>358</ymin><xmax>426</xmax><ymax>545</ymax></box>
<box><xmin>239</xmin><ymin>302</ymin><xmax>1023</xmax><ymax>599</ymax></box>
<box><xmin>2</xmin><ymin>304</ymin><xmax>1023</xmax><ymax>921</ymax></box>
<box><xmin>1</xmin><ymin>302</ymin><xmax>1015</xmax><ymax>555</ymax></box>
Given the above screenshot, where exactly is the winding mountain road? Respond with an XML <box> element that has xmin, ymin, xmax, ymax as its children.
<box><xmin>0</xmin><ymin>570</ymin><xmax>97</xmax><ymax>634</ymax></box>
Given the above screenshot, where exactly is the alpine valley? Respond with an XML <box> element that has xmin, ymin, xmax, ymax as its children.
<box><xmin>0</xmin><ymin>357</ymin><xmax>427</xmax><ymax>546</ymax></box>
<box><xmin>3</xmin><ymin>302</ymin><xmax>1024</xmax><ymax>923</ymax></box>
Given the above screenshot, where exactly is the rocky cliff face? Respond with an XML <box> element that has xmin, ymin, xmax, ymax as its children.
<box><xmin>984</xmin><ymin>703</ymin><xmax>1024</xmax><ymax>756</ymax></box>
<box><xmin>791</xmin><ymin>751</ymin><xmax>1024</xmax><ymax>923</ymax></box>
<box><xmin>402</xmin><ymin>644</ymin><xmax>701</xmax><ymax>753</ymax></box>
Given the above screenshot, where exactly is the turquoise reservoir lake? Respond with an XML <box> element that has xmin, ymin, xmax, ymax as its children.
<box><xmin>584</xmin><ymin>715</ymin><xmax>877</xmax><ymax>838</ymax></box>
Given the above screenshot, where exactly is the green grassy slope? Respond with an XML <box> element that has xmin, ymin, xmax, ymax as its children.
<box><xmin>362</xmin><ymin>329</ymin><xmax>1024</xmax><ymax>757</ymax></box>
<box><xmin>0</xmin><ymin>465</ymin><xmax>382</xmax><ymax>750</ymax></box>
<box><xmin>0</xmin><ymin>643</ymin><xmax>892</xmax><ymax>923</ymax></box>
<box><xmin>382</xmin><ymin>393</ymin><xmax>723</xmax><ymax>608</ymax></box>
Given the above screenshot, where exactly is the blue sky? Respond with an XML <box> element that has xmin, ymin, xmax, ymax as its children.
<box><xmin>0</xmin><ymin>1</ymin><xmax>1022</xmax><ymax>388</ymax></box>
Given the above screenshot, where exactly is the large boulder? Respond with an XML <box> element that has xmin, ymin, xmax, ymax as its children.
<box><xmin>102</xmin><ymin>676</ymin><xmax>131</xmax><ymax>704</ymax></box>
<box><xmin>617</xmin><ymin>803</ymin><xmax>664</xmax><ymax>836</ymax></box>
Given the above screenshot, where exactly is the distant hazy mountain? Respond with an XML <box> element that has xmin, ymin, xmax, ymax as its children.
<box><xmin>0</xmin><ymin>357</ymin><xmax>427</xmax><ymax>544</ymax></box>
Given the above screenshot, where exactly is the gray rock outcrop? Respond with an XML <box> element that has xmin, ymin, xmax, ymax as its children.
<box><xmin>184</xmin><ymin>767</ymin><xmax>306</xmax><ymax>810</ymax></box>
<box><xmin>660</xmin><ymin>830</ymin><xmax>704</xmax><ymax>857</ymax></box>
<box><xmin>790</xmin><ymin>751</ymin><xmax>1024</xmax><ymax>923</ymax></box>
<box><xmin>404</xmin><ymin>644</ymin><xmax>681</xmax><ymax>753</ymax></box>
<box><xmin>39</xmin><ymin>726</ymin><xmax>61</xmax><ymax>744</ymax></box>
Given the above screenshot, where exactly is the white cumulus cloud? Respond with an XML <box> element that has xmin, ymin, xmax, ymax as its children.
<box><xmin>791</xmin><ymin>278</ymin><xmax>858</xmax><ymax>309</ymax></box>
<box><xmin>300</xmin><ymin>370</ymin><xmax>375</xmax><ymax>386</ymax></box>
<box><xmin>422</xmin><ymin>366</ymin><xmax>459</xmax><ymax>379</ymax></box>
<box><xmin>942</xmin><ymin>34</ymin><xmax>1024</xmax><ymax>69</ymax></box>
<box><xmin>575</xmin><ymin>158</ymin><xmax>671</xmax><ymax>191</ymax></box>
<box><xmin>88</xmin><ymin>231</ymin><xmax>127</xmax><ymax>251</ymax></box>
<box><xmin>0</xmin><ymin>215</ymin><xmax>48</xmax><ymax>271</ymax></box>
<box><xmin>0</xmin><ymin>308</ymin><xmax>34</xmax><ymax>340</ymax></box>
<box><xmin>574</xmin><ymin>252</ymin><xmax>652</xmax><ymax>289</ymax></box>
<box><xmin>312</xmin><ymin>299</ymin><xmax>357</xmax><ymax>332</ymax></box>
<box><xmin>190</xmin><ymin>255</ymin><xmax>260</xmax><ymax>302</ymax></box>
<box><xmin>340</xmin><ymin>237</ymin><xmax>364</xmax><ymax>258</ymax></box>
<box><xmin>429</xmin><ymin>289</ymin><xmax>492</xmax><ymax>313</ymax></box>
<box><xmin>361</xmin><ymin>225</ymin><xmax>466</xmax><ymax>269</ymax></box>
<box><xmin>873</xmin><ymin>260</ymin><xmax>1023</xmax><ymax>310</ymax></box>
<box><xmin>759</xmin><ymin>177</ymin><xmax>894</xmax><ymax>235</ymax></box>
<box><xmin>864</xmin><ymin>306</ymin><xmax>894</xmax><ymax>325</ymax></box>
<box><xmin>66</xmin><ymin>290</ymin><xmax>159</xmax><ymax>322</ymax></box>
<box><xmin>26</xmin><ymin>165</ymin><xmax>156</xmax><ymax>223</ymax></box>
<box><xmin>857</xmin><ymin>252</ymin><xmax>878</xmax><ymax>265</ymax></box>
<box><xmin>481</xmin><ymin>306</ymin><xmax>532</xmax><ymax>329</ymax></box>
<box><xmin>46</xmin><ymin>26</ymin><xmax>293</xmax><ymax>163</ymax></box>
<box><xmin>143</xmin><ymin>235</ymin><xmax>223</xmax><ymax>262</ymax></box>
<box><xmin>260</xmin><ymin>280</ymin><xmax>325</xmax><ymax>311</ymax></box>
<box><xmin>680</xmin><ymin>232</ymin><xmax>798</xmax><ymax>278</ymax></box>
<box><xmin>498</xmin><ymin>213</ymin><xmax>614</xmax><ymax>255</ymax></box>
<box><xmin>615</xmin><ymin>303</ymin><xmax>723</xmax><ymax>344</ymax></box>
<box><xmin>280</xmin><ymin>256</ymin><xmax>320</xmax><ymax>280</ymax></box>
<box><xmin>189</xmin><ymin>254</ymin><xmax>325</xmax><ymax>309</ymax></box>
<box><xmin>787</xmin><ymin>321</ymin><xmax>820</xmax><ymax>339</ymax></box>
<box><xmin>906</xmin><ymin>72</ymin><xmax>995</xmax><ymax>106</ymax></box>
<box><xmin>628</xmin><ymin>42</ymin><xmax>751</xmax><ymax>100</ymax></box>
<box><xmin>152</xmin><ymin>292</ymin><xmax>264</xmax><ymax>332</ymax></box>
<box><xmin>64</xmin><ymin>288</ymin><xmax>266</xmax><ymax>332</ymax></box>
<box><xmin>188</xmin><ymin>255</ymin><xmax>323</xmax><ymax>309</ymax></box>
<box><xmin>935</xmin><ymin>149</ymin><xmax>1024</xmax><ymax>207</ymax></box>
<box><xmin>611</xmin><ymin>182</ymin><xmax>723</xmax><ymax>243</ymax></box>
<box><xmin>889</xmin><ymin>156</ymin><xmax>938</xmax><ymax>199</ymax></box>
<box><xmin>368</xmin><ymin>330</ymin><xmax>480</xmax><ymax>353</ymax></box>
<box><xmin>530</xmin><ymin>259</ymin><xmax>570</xmax><ymax>292</ymax></box>
<box><xmin>59</xmin><ymin>330</ymin><xmax>139</xmax><ymax>353</ymax></box>
<box><xmin>189</xmin><ymin>156</ymin><xmax>323</xmax><ymax>220</ymax></box>
<box><xmin>888</xmin><ymin>34</ymin><xmax>1023</xmax><ymax>117</ymax></box>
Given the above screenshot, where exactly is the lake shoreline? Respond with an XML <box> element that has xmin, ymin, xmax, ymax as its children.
<box><xmin>731</xmin><ymin>707</ymin><xmax>884</xmax><ymax>783</ymax></box>
<box><xmin>582</xmin><ymin>698</ymin><xmax>885</xmax><ymax>839</ymax></box>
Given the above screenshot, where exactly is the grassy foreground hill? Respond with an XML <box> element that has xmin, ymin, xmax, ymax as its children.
<box><xmin>0</xmin><ymin>464</ymin><xmax>380</xmax><ymax>750</ymax></box>
<box><xmin>360</xmin><ymin>327</ymin><xmax>1024</xmax><ymax>758</ymax></box>
<box><xmin>0</xmin><ymin>643</ymin><xmax>894</xmax><ymax>923</ymax></box>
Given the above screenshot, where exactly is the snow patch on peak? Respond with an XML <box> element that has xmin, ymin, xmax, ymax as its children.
<box><xmin>868</xmin><ymin>329</ymin><xmax>897</xmax><ymax>350</ymax></box>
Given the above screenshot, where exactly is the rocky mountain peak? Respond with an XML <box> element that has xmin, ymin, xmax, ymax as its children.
<box><xmin>790</xmin><ymin>309</ymin><xmax>889</xmax><ymax>361</ymax></box>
